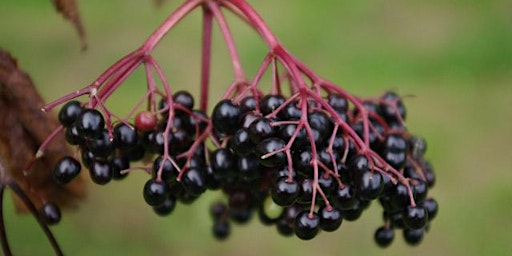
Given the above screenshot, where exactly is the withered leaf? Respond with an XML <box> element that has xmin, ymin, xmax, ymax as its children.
<box><xmin>0</xmin><ymin>48</ymin><xmax>86</xmax><ymax>213</ymax></box>
<box><xmin>51</xmin><ymin>0</ymin><xmax>87</xmax><ymax>50</ymax></box>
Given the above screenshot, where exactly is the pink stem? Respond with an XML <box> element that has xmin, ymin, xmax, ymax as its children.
<box><xmin>209</xmin><ymin>1</ymin><xmax>246</xmax><ymax>81</ymax></box>
<box><xmin>141</xmin><ymin>0</ymin><xmax>204</xmax><ymax>53</ymax></box>
<box><xmin>200</xmin><ymin>6</ymin><xmax>213</xmax><ymax>112</ymax></box>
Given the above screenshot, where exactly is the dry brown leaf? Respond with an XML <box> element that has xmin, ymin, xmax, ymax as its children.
<box><xmin>0</xmin><ymin>48</ymin><xmax>86</xmax><ymax>213</ymax></box>
<box><xmin>51</xmin><ymin>0</ymin><xmax>87</xmax><ymax>50</ymax></box>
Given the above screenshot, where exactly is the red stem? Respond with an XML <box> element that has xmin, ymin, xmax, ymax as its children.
<box><xmin>200</xmin><ymin>6</ymin><xmax>213</xmax><ymax>112</ymax></box>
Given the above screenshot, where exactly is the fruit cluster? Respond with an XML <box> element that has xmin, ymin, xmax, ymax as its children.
<box><xmin>35</xmin><ymin>0</ymin><xmax>439</xmax><ymax>250</ymax></box>
<box><xmin>47</xmin><ymin>87</ymin><xmax>437</xmax><ymax>247</ymax></box>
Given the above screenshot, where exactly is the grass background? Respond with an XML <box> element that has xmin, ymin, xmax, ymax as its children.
<box><xmin>1</xmin><ymin>0</ymin><xmax>511</xmax><ymax>255</ymax></box>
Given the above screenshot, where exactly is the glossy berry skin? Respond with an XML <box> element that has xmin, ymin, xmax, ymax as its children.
<box><xmin>173</xmin><ymin>90</ymin><xmax>195</xmax><ymax>111</ymax></box>
<box><xmin>318</xmin><ymin>206</ymin><xmax>343</xmax><ymax>232</ymax></box>
<box><xmin>350</xmin><ymin>154</ymin><xmax>370</xmax><ymax>172</ymax></box>
<box><xmin>53</xmin><ymin>156</ymin><xmax>81</xmax><ymax>185</ymax></box>
<box><xmin>153</xmin><ymin>156</ymin><xmax>179</xmax><ymax>182</ymax></box>
<box><xmin>293</xmin><ymin>149</ymin><xmax>313</xmax><ymax>177</ymax></box>
<box><xmin>331</xmin><ymin>185</ymin><xmax>357</xmax><ymax>210</ymax></box>
<box><xmin>58</xmin><ymin>100</ymin><xmax>83</xmax><ymax>127</ymax></box>
<box><xmin>143</xmin><ymin>178</ymin><xmax>170</xmax><ymax>206</ymax></box>
<box><xmin>422</xmin><ymin>198</ymin><xmax>439</xmax><ymax>220</ymax></box>
<box><xmin>307</xmin><ymin>111</ymin><xmax>332</xmax><ymax>140</ymax></box>
<box><xmin>374</xmin><ymin>226</ymin><xmax>394</xmax><ymax>248</ymax></box>
<box><xmin>181</xmin><ymin>167</ymin><xmax>207</xmax><ymax>196</ymax></box>
<box><xmin>277</xmin><ymin>101</ymin><xmax>301</xmax><ymax>120</ymax></box>
<box><xmin>379</xmin><ymin>91</ymin><xmax>407</xmax><ymax>122</ymax></box>
<box><xmin>259</xmin><ymin>95</ymin><xmax>285</xmax><ymax>115</ymax></box>
<box><xmin>327</xmin><ymin>94</ymin><xmax>348</xmax><ymax>111</ymax></box>
<box><xmin>297</xmin><ymin>179</ymin><xmax>313</xmax><ymax>204</ymax></box>
<box><xmin>134</xmin><ymin>111</ymin><xmax>157</xmax><ymax>132</ymax></box>
<box><xmin>153</xmin><ymin>196</ymin><xmax>177</xmax><ymax>216</ymax></box>
<box><xmin>354</xmin><ymin>170</ymin><xmax>384</xmax><ymax>200</ymax></box>
<box><xmin>403</xmin><ymin>228</ymin><xmax>424</xmax><ymax>246</ymax></box>
<box><xmin>237</xmin><ymin>155</ymin><xmax>261</xmax><ymax>181</ymax></box>
<box><xmin>294</xmin><ymin>211</ymin><xmax>320</xmax><ymax>240</ymax></box>
<box><xmin>403</xmin><ymin>205</ymin><xmax>429</xmax><ymax>229</ymax></box>
<box><xmin>240</xmin><ymin>96</ymin><xmax>257</xmax><ymax>113</ymax></box>
<box><xmin>210</xmin><ymin>148</ymin><xmax>235</xmax><ymax>175</ymax></box>
<box><xmin>76</xmin><ymin>109</ymin><xmax>105</xmax><ymax>139</ymax></box>
<box><xmin>40</xmin><ymin>203</ymin><xmax>61</xmax><ymax>225</ymax></box>
<box><xmin>383</xmin><ymin>133</ymin><xmax>407</xmax><ymax>152</ymax></box>
<box><xmin>256</xmin><ymin>137</ymin><xmax>286</xmax><ymax>168</ymax></box>
<box><xmin>229</xmin><ymin>128</ymin><xmax>254</xmax><ymax>156</ymax></box>
<box><xmin>248</xmin><ymin>117</ymin><xmax>275</xmax><ymax>144</ymax></box>
<box><xmin>411</xmin><ymin>178</ymin><xmax>428</xmax><ymax>203</ymax></box>
<box><xmin>89</xmin><ymin>161</ymin><xmax>113</xmax><ymax>185</ymax></box>
<box><xmin>111</xmin><ymin>156</ymin><xmax>130</xmax><ymax>180</ymax></box>
<box><xmin>65</xmin><ymin>124</ymin><xmax>83</xmax><ymax>146</ymax></box>
<box><xmin>389</xmin><ymin>182</ymin><xmax>410</xmax><ymax>210</ymax></box>
<box><xmin>113</xmin><ymin>123</ymin><xmax>139</xmax><ymax>149</ymax></box>
<box><xmin>340</xmin><ymin>200</ymin><xmax>366</xmax><ymax>221</ymax></box>
<box><xmin>212</xmin><ymin>99</ymin><xmax>241</xmax><ymax>135</ymax></box>
<box><xmin>88</xmin><ymin>130</ymin><xmax>115</xmax><ymax>158</ymax></box>
<box><xmin>271</xmin><ymin>177</ymin><xmax>299</xmax><ymax>206</ymax></box>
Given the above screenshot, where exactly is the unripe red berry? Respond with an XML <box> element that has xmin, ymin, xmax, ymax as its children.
<box><xmin>135</xmin><ymin>111</ymin><xmax>157</xmax><ymax>132</ymax></box>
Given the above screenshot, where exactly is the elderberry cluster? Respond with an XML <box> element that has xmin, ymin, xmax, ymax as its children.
<box><xmin>206</xmin><ymin>91</ymin><xmax>438</xmax><ymax>246</ymax></box>
<box><xmin>47</xmin><ymin>89</ymin><xmax>437</xmax><ymax>248</ymax></box>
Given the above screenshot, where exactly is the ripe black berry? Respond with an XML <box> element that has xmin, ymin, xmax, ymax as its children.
<box><xmin>403</xmin><ymin>228</ymin><xmax>424</xmax><ymax>246</ymax></box>
<box><xmin>229</xmin><ymin>128</ymin><xmax>254</xmax><ymax>156</ymax></box>
<box><xmin>65</xmin><ymin>124</ymin><xmax>84</xmax><ymax>145</ymax></box>
<box><xmin>76</xmin><ymin>108</ymin><xmax>105</xmax><ymax>139</ymax></box>
<box><xmin>173</xmin><ymin>90</ymin><xmax>195</xmax><ymax>112</ymax></box>
<box><xmin>294</xmin><ymin>211</ymin><xmax>320</xmax><ymax>240</ymax></box>
<box><xmin>327</xmin><ymin>94</ymin><xmax>348</xmax><ymax>111</ymax></box>
<box><xmin>248</xmin><ymin>117</ymin><xmax>275</xmax><ymax>144</ymax></box>
<box><xmin>331</xmin><ymin>184</ymin><xmax>357</xmax><ymax>210</ymax></box>
<box><xmin>374</xmin><ymin>226</ymin><xmax>394</xmax><ymax>248</ymax></box>
<box><xmin>293</xmin><ymin>148</ymin><xmax>313</xmax><ymax>177</ymax></box>
<box><xmin>58</xmin><ymin>100</ymin><xmax>83</xmax><ymax>127</ymax></box>
<box><xmin>240</xmin><ymin>96</ymin><xmax>257</xmax><ymax>113</ymax></box>
<box><xmin>181</xmin><ymin>167</ymin><xmax>207</xmax><ymax>196</ymax></box>
<box><xmin>89</xmin><ymin>161</ymin><xmax>113</xmax><ymax>185</ymax></box>
<box><xmin>402</xmin><ymin>205</ymin><xmax>428</xmax><ymax>229</ymax></box>
<box><xmin>259</xmin><ymin>94</ymin><xmax>285</xmax><ymax>115</ymax></box>
<box><xmin>318</xmin><ymin>206</ymin><xmax>343</xmax><ymax>232</ymax></box>
<box><xmin>153</xmin><ymin>196</ymin><xmax>177</xmax><ymax>216</ymax></box>
<box><xmin>210</xmin><ymin>201</ymin><xmax>228</xmax><ymax>220</ymax></box>
<box><xmin>271</xmin><ymin>177</ymin><xmax>299</xmax><ymax>206</ymax></box>
<box><xmin>111</xmin><ymin>156</ymin><xmax>130</xmax><ymax>180</ymax></box>
<box><xmin>210</xmin><ymin>148</ymin><xmax>235</xmax><ymax>175</ymax></box>
<box><xmin>212</xmin><ymin>99</ymin><xmax>241</xmax><ymax>135</ymax></box>
<box><xmin>152</xmin><ymin>156</ymin><xmax>179</xmax><ymax>182</ymax></box>
<box><xmin>40</xmin><ymin>202</ymin><xmax>61</xmax><ymax>225</ymax></box>
<box><xmin>277</xmin><ymin>101</ymin><xmax>301</xmax><ymax>120</ymax></box>
<box><xmin>143</xmin><ymin>178</ymin><xmax>170</xmax><ymax>206</ymax></box>
<box><xmin>255</xmin><ymin>137</ymin><xmax>286</xmax><ymax>168</ymax></box>
<box><xmin>87</xmin><ymin>130</ymin><xmax>115</xmax><ymax>158</ymax></box>
<box><xmin>354</xmin><ymin>170</ymin><xmax>384</xmax><ymax>200</ymax></box>
<box><xmin>422</xmin><ymin>198</ymin><xmax>438</xmax><ymax>221</ymax></box>
<box><xmin>113</xmin><ymin>123</ymin><xmax>139</xmax><ymax>150</ymax></box>
<box><xmin>236</xmin><ymin>155</ymin><xmax>261</xmax><ymax>181</ymax></box>
<box><xmin>212</xmin><ymin>220</ymin><xmax>230</xmax><ymax>240</ymax></box>
<box><xmin>53</xmin><ymin>156</ymin><xmax>81</xmax><ymax>185</ymax></box>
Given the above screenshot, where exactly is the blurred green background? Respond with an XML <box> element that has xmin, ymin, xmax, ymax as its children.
<box><xmin>1</xmin><ymin>0</ymin><xmax>512</xmax><ymax>255</ymax></box>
